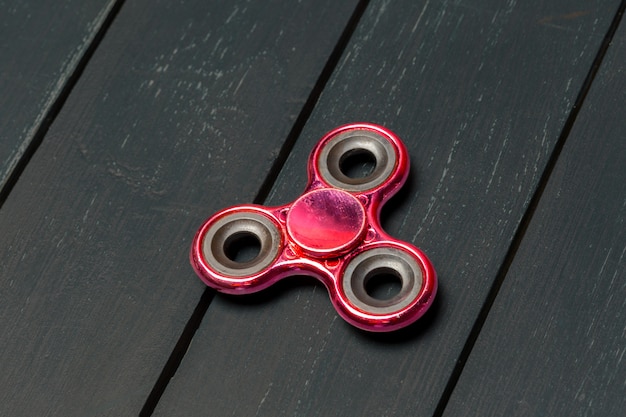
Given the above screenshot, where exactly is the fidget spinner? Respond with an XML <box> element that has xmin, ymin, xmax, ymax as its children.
<box><xmin>191</xmin><ymin>123</ymin><xmax>437</xmax><ymax>332</ymax></box>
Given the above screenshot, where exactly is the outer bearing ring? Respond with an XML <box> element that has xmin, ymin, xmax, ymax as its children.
<box><xmin>202</xmin><ymin>211</ymin><xmax>281</xmax><ymax>277</ymax></box>
<box><xmin>342</xmin><ymin>247</ymin><xmax>424</xmax><ymax>314</ymax></box>
<box><xmin>317</xmin><ymin>129</ymin><xmax>397</xmax><ymax>192</ymax></box>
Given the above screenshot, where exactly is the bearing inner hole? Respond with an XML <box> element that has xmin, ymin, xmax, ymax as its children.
<box><xmin>339</xmin><ymin>148</ymin><xmax>376</xmax><ymax>179</ymax></box>
<box><xmin>364</xmin><ymin>267</ymin><xmax>403</xmax><ymax>301</ymax></box>
<box><xmin>223</xmin><ymin>231</ymin><xmax>261</xmax><ymax>263</ymax></box>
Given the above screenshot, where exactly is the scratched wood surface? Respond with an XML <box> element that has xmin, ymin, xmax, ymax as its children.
<box><xmin>153</xmin><ymin>1</ymin><xmax>623</xmax><ymax>416</ymax></box>
<box><xmin>0</xmin><ymin>0</ymin><xmax>358</xmax><ymax>415</ymax></box>
<box><xmin>442</xmin><ymin>19</ymin><xmax>625</xmax><ymax>417</ymax></box>
<box><xmin>0</xmin><ymin>0</ymin><xmax>117</xmax><ymax>193</ymax></box>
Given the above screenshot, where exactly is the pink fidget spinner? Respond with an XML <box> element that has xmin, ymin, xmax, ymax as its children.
<box><xmin>191</xmin><ymin>123</ymin><xmax>437</xmax><ymax>332</ymax></box>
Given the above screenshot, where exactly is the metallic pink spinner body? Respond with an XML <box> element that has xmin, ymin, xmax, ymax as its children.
<box><xmin>191</xmin><ymin>123</ymin><xmax>437</xmax><ymax>332</ymax></box>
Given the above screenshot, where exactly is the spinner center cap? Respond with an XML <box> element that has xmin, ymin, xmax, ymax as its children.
<box><xmin>286</xmin><ymin>188</ymin><xmax>366</xmax><ymax>258</ymax></box>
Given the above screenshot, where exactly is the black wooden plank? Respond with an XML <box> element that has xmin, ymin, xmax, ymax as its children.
<box><xmin>0</xmin><ymin>0</ymin><xmax>117</xmax><ymax>194</ymax></box>
<box><xmin>442</xmin><ymin>11</ymin><xmax>626</xmax><ymax>417</ymax></box>
<box><xmin>153</xmin><ymin>1</ymin><xmax>622</xmax><ymax>416</ymax></box>
<box><xmin>0</xmin><ymin>0</ymin><xmax>358</xmax><ymax>415</ymax></box>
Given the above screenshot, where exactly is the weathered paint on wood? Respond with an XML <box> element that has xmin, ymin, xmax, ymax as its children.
<box><xmin>0</xmin><ymin>0</ymin><xmax>358</xmax><ymax>415</ymax></box>
<box><xmin>442</xmin><ymin>15</ymin><xmax>625</xmax><ymax>417</ymax></box>
<box><xmin>0</xmin><ymin>0</ymin><xmax>117</xmax><ymax>192</ymax></box>
<box><xmin>153</xmin><ymin>1</ymin><xmax>622</xmax><ymax>416</ymax></box>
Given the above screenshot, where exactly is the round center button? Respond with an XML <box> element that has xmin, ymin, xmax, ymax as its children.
<box><xmin>286</xmin><ymin>188</ymin><xmax>366</xmax><ymax>258</ymax></box>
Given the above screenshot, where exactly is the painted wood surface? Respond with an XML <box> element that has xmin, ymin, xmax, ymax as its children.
<box><xmin>0</xmin><ymin>0</ymin><xmax>118</xmax><ymax>194</ymax></box>
<box><xmin>2</xmin><ymin>0</ymin><xmax>624</xmax><ymax>416</ymax></box>
<box><xmin>442</xmin><ymin>15</ymin><xmax>625</xmax><ymax>417</ymax></box>
<box><xmin>0</xmin><ymin>0</ymin><xmax>358</xmax><ymax>415</ymax></box>
<box><xmin>153</xmin><ymin>1</ymin><xmax>623</xmax><ymax>416</ymax></box>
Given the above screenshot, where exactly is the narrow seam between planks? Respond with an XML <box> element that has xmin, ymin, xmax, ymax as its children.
<box><xmin>252</xmin><ymin>0</ymin><xmax>372</xmax><ymax>205</ymax></box>
<box><xmin>138</xmin><ymin>1</ymin><xmax>371</xmax><ymax>416</ymax></box>
<box><xmin>0</xmin><ymin>0</ymin><xmax>127</xmax><ymax>209</ymax></box>
<box><xmin>139</xmin><ymin>288</ymin><xmax>215</xmax><ymax>417</ymax></box>
<box><xmin>432</xmin><ymin>2</ymin><xmax>626</xmax><ymax>417</ymax></box>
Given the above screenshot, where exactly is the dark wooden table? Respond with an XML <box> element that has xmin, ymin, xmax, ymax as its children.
<box><xmin>1</xmin><ymin>1</ymin><xmax>624</xmax><ymax>416</ymax></box>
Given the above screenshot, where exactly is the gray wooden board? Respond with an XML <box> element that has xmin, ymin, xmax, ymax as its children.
<box><xmin>442</xmin><ymin>18</ymin><xmax>626</xmax><ymax>417</ymax></box>
<box><xmin>0</xmin><ymin>0</ymin><xmax>358</xmax><ymax>415</ymax></box>
<box><xmin>153</xmin><ymin>1</ymin><xmax>623</xmax><ymax>416</ymax></box>
<box><xmin>0</xmin><ymin>0</ymin><xmax>117</xmax><ymax>191</ymax></box>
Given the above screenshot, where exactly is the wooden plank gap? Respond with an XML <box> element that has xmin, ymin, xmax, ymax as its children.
<box><xmin>0</xmin><ymin>0</ymin><xmax>127</xmax><ymax>209</ymax></box>
<box><xmin>253</xmin><ymin>0</ymin><xmax>371</xmax><ymax>204</ymax></box>
<box><xmin>139</xmin><ymin>288</ymin><xmax>216</xmax><ymax>417</ymax></box>
<box><xmin>431</xmin><ymin>2</ymin><xmax>626</xmax><ymax>416</ymax></box>
<box><xmin>139</xmin><ymin>2</ymin><xmax>370</xmax><ymax>414</ymax></box>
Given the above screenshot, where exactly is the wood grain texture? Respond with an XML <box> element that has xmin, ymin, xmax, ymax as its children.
<box><xmin>442</xmin><ymin>16</ymin><xmax>626</xmax><ymax>417</ymax></box>
<box><xmin>153</xmin><ymin>1</ymin><xmax>622</xmax><ymax>416</ymax></box>
<box><xmin>0</xmin><ymin>0</ymin><xmax>117</xmax><ymax>191</ymax></box>
<box><xmin>0</xmin><ymin>0</ymin><xmax>357</xmax><ymax>415</ymax></box>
